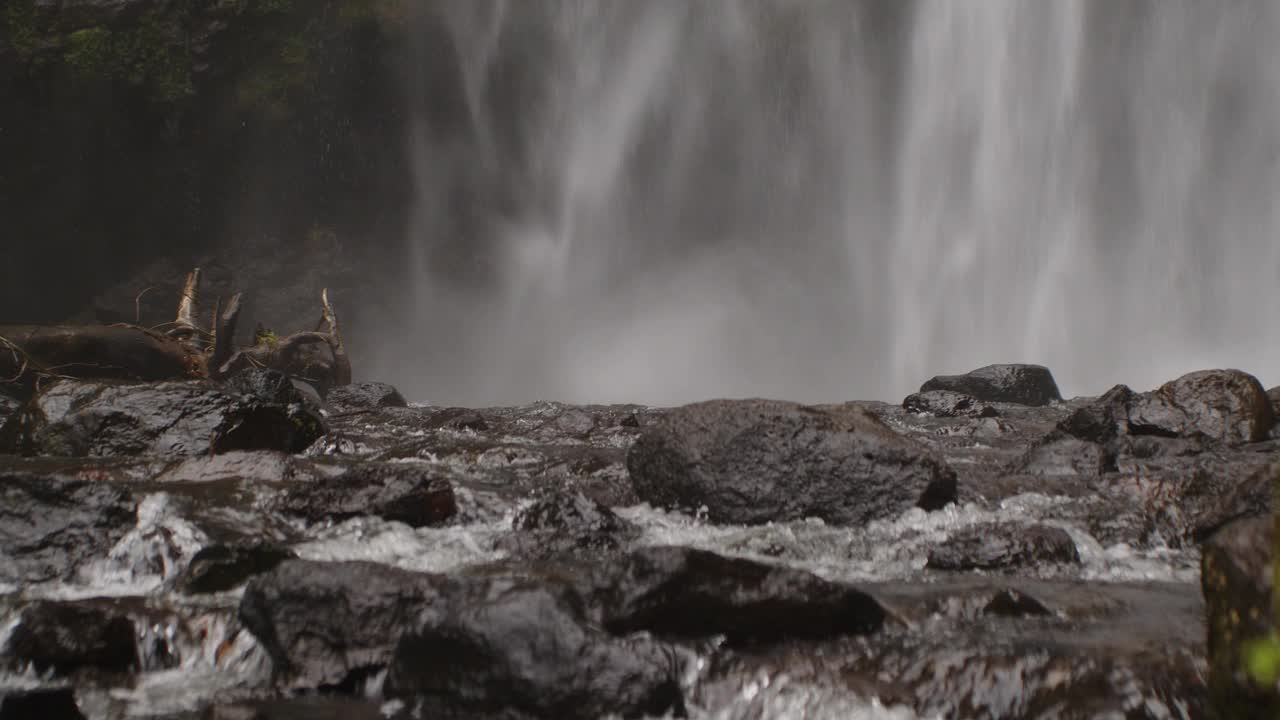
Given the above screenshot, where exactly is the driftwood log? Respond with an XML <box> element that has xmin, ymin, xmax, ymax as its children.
<box><xmin>0</xmin><ymin>268</ymin><xmax>351</xmax><ymax>395</ymax></box>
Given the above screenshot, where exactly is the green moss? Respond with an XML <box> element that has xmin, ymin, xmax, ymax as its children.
<box><xmin>4</xmin><ymin>0</ymin><xmax>40</xmax><ymax>60</ymax></box>
<box><xmin>234</xmin><ymin>27</ymin><xmax>319</xmax><ymax>120</ymax></box>
<box><xmin>63</xmin><ymin>27</ymin><xmax>114</xmax><ymax>77</ymax></box>
<box><xmin>56</xmin><ymin>10</ymin><xmax>193</xmax><ymax>103</ymax></box>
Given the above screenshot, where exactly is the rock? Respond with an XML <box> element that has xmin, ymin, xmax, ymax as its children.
<box><xmin>1014</xmin><ymin>431</ymin><xmax>1115</xmax><ymax>477</ymax></box>
<box><xmin>14</xmin><ymin>377</ymin><xmax>324</xmax><ymax>457</ymax></box>
<box><xmin>1183</xmin><ymin>461</ymin><xmax>1275</xmax><ymax>542</ymax></box>
<box><xmin>0</xmin><ymin>471</ymin><xmax>136</xmax><ymax>585</ymax></box>
<box><xmin>0</xmin><ymin>391</ymin><xmax>20</xmax><ymax>428</ymax></box>
<box><xmin>238</xmin><ymin>560</ymin><xmax>441</xmax><ymax>690</ymax></box>
<box><xmin>902</xmin><ymin>390</ymin><xmax>999</xmax><ymax>418</ymax></box>
<box><xmin>4</xmin><ymin>601</ymin><xmax>138</xmax><ymax>676</ymax></box>
<box><xmin>1130</xmin><ymin>369</ymin><xmax>1274</xmax><ymax>446</ymax></box>
<box><xmin>384</xmin><ymin>580</ymin><xmax>684</xmax><ymax>720</ymax></box>
<box><xmin>1058</xmin><ymin>384</ymin><xmax>1135</xmax><ymax>444</ymax></box>
<box><xmin>628</xmin><ymin>400</ymin><xmax>957</xmax><ymax>526</ymax></box>
<box><xmin>1269</xmin><ymin>386</ymin><xmax>1280</xmax><ymax>424</ymax></box>
<box><xmin>1202</xmin><ymin>515</ymin><xmax>1279</xmax><ymax>718</ymax></box>
<box><xmin>221</xmin><ymin>368</ymin><xmax>301</xmax><ymax>406</ymax></box>
<box><xmin>599</xmin><ymin>546</ymin><xmax>887</xmax><ymax>643</ymax></box>
<box><xmin>325</xmin><ymin>382</ymin><xmax>407</xmax><ymax>414</ymax></box>
<box><xmin>983</xmin><ymin>589</ymin><xmax>1052</xmax><ymax>617</ymax></box>
<box><xmin>502</xmin><ymin>492</ymin><xmax>640</xmax><ymax>559</ymax></box>
<box><xmin>919</xmin><ymin>364</ymin><xmax>1062</xmax><ymax>406</ymax></box>
<box><xmin>927</xmin><ymin>524</ymin><xmax>1080</xmax><ymax>571</ymax></box>
<box><xmin>270</xmin><ymin>461</ymin><xmax>457</xmax><ymax>528</ymax></box>
<box><xmin>178</xmin><ymin>542</ymin><xmax>296</xmax><ymax>594</ymax></box>
<box><xmin>0</xmin><ymin>689</ymin><xmax>87</xmax><ymax>720</ymax></box>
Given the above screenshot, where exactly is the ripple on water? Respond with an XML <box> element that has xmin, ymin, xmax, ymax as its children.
<box><xmin>616</xmin><ymin>493</ymin><xmax>1198</xmax><ymax>584</ymax></box>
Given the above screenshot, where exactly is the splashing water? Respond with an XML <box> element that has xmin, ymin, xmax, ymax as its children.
<box><xmin>378</xmin><ymin>0</ymin><xmax>1280</xmax><ymax>406</ymax></box>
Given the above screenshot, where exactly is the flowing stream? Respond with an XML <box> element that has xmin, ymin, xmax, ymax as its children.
<box><xmin>378</xmin><ymin>0</ymin><xmax>1280</xmax><ymax>407</ymax></box>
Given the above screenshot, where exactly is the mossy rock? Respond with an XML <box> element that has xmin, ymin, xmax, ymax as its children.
<box><xmin>1202</xmin><ymin>465</ymin><xmax>1280</xmax><ymax>718</ymax></box>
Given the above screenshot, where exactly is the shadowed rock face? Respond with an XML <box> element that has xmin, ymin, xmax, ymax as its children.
<box><xmin>627</xmin><ymin>399</ymin><xmax>957</xmax><ymax>526</ymax></box>
<box><xmin>926</xmin><ymin>524</ymin><xmax>1080</xmax><ymax>571</ymax></box>
<box><xmin>9</xmin><ymin>374</ymin><xmax>324</xmax><ymax>457</ymax></box>
<box><xmin>920</xmin><ymin>365</ymin><xmax>1062</xmax><ymax>406</ymax></box>
<box><xmin>4</xmin><ymin>601</ymin><xmax>139</xmax><ymax>676</ymax></box>
<box><xmin>0</xmin><ymin>470</ymin><xmax>137</xmax><ymax>585</ymax></box>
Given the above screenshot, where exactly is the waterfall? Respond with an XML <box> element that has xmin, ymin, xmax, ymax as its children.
<box><xmin>379</xmin><ymin>0</ymin><xmax>1280</xmax><ymax>405</ymax></box>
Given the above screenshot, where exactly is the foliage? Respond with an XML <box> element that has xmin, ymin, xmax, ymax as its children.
<box><xmin>4</xmin><ymin>0</ymin><xmax>40</xmax><ymax>61</ymax></box>
<box><xmin>59</xmin><ymin>10</ymin><xmax>194</xmax><ymax>103</ymax></box>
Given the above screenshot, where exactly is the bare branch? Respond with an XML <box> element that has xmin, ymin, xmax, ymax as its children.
<box><xmin>134</xmin><ymin>286</ymin><xmax>155</xmax><ymax>325</ymax></box>
<box><xmin>210</xmin><ymin>293</ymin><xmax>242</xmax><ymax>379</ymax></box>
<box><xmin>175</xmin><ymin>268</ymin><xmax>202</xmax><ymax>332</ymax></box>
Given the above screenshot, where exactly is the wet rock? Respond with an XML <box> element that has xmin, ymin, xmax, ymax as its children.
<box><xmin>271</xmin><ymin>461</ymin><xmax>456</xmax><ymax>528</ymax></box>
<box><xmin>1014</xmin><ymin>431</ymin><xmax>1115</xmax><ymax>476</ymax></box>
<box><xmin>919</xmin><ymin>364</ymin><xmax>1062</xmax><ymax>406</ymax></box>
<box><xmin>155</xmin><ymin>450</ymin><xmax>300</xmax><ymax>484</ymax></box>
<box><xmin>239</xmin><ymin>560</ymin><xmax>442</xmax><ymax>690</ymax></box>
<box><xmin>325</xmin><ymin>382</ymin><xmax>407</xmax><ymax>414</ymax></box>
<box><xmin>0</xmin><ymin>391</ymin><xmax>20</xmax><ymax>428</ymax></box>
<box><xmin>983</xmin><ymin>589</ymin><xmax>1052</xmax><ymax>617</ymax></box>
<box><xmin>0</xmin><ymin>471</ymin><xmax>136</xmax><ymax>584</ymax></box>
<box><xmin>1202</xmin><ymin>515</ymin><xmax>1279</xmax><ymax>717</ymax></box>
<box><xmin>501</xmin><ymin>492</ymin><xmax>640</xmax><ymax>559</ymax></box>
<box><xmin>1130</xmin><ymin>369</ymin><xmax>1274</xmax><ymax>446</ymax></box>
<box><xmin>385</xmin><ymin>580</ymin><xmax>684</xmax><ymax>720</ymax></box>
<box><xmin>220</xmin><ymin>368</ymin><xmax>301</xmax><ymax>406</ymax></box>
<box><xmin>0</xmin><ymin>688</ymin><xmax>87</xmax><ymax>720</ymax></box>
<box><xmin>1057</xmin><ymin>384</ymin><xmax>1134</xmax><ymax>444</ymax></box>
<box><xmin>1183</xmin><ymin>461</ymin><xmax>1275</xmax><ymax>542</ymax></box>
<box><xmin>599</xmin><ymin>546</ymin><xmax>887</xmax><ymax>643</ymax></box>
<box><xmin>14</xmin><ymin>378</ymin><xmax>324</xmax><ymax>457</ymax></box>
<box><xmin>902</xmin><ymin>390</ymin><xmax>998</xmax><ymax>418</ymax></box>
<box><xmin>4</xmin><ymin>601</ymin><xmax>138</xmax><ymax>675</ymax></box>
<box><xmin>927</xmin><ymin>524</ymin><xmax>1080</xmax><ymax>571</ymax></box>
<box><xmin>628</xmin><ymin>400</ymin><xmax>957</xmax><ymax>526</ymax></box>
<box><xmin>178</xmin><ymin>542</ymin><xmax>296</xmax><ymax>594</ymax></box>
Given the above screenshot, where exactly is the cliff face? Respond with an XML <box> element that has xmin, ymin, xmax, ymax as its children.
<box><xmin>0</xmin><ymin>0</ymin><xmax>414</xmax><ymax>323</ymax></box>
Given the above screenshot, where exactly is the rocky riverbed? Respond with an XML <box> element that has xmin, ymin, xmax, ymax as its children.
<box><xmin>0</xmin><ymin>364</ymin><xmax>1276</xmax><ymax>719</ymax></box>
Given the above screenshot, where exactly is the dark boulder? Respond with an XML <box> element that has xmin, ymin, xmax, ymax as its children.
<box><xmin>238</xmin><ymin>560</ymin><xmax>442</xmax><ymax>690</ymax></box>
<box><xmin>325</xmin><ymin>382</ymin><xmax>408</xmax><ymax>414</ymax></box>
<box><xmin>920</xmin><ymin>364</ymin><xmax>1062</xmax><ymax>406</ymax></box>
<box><xmin>501</xmin><ymin>492</ymin><xmax>640</xmax><ymax>559</ymax></box>
<box><xmin>598</xmin><ymin>546</ymin><xmax>887</xmax><ymax>643</ymax></box>
<box><xmin>13</xmin><ymin>377</ymin><xmax>324</xmax><ymax>457</ymax></box>
<box><xmin>0</xmin><ymin>471</ymin><xmax>136</xmax><ymax>585</ymax></box>
<box><xmin>385</xmin><ymin>579</ymin><xmax>683</xmax><ymax>720</ymax></box>
<box><xmin>4</xmin><ymin>601</ymin><xmax>138</xmax><ymax>676</ymax></box>
<box><xmin>220</xmin><ymin>368</ymin><xmax>301</xmax><ymax>406</ymax></box>
<box><xmin>983</xmin><ymin>589</ymin><xmax>1053</xmax><ymax>618</ymax></box>
<box><xmin>1058</xmin><ymin>384</ymin><xmax>1135</xmax><ymax>444</ymax></box>
<box><xmin>1014</xmin><ymin>431</ymin><xmax>1115</xmax><ymax>477</ymax></box>
<box><xmin>927</xmin><ymin>524</ymin><xmax>1080</xmax><ymax>571</ymax></box>
<box><xmin>270</xmin><ymin>461</ymin><xmax>457</xmax><ymax>528</ymax></box>
<box><xmin>1183</xmin><ymin>461</ymin><xmax>1275</xmax><ymax>542</ymax></box>
<box><xmin>1269</xmin><ymin>386</ymin><xmax>1280</xmax><ymax>425</ymax></box>
<box><xmin>628</xmin><ymin>400</ymin><xmax>956</xmax><ymax>526</ymax></box>
<box><xmin>178</xmin><ymin>542</ymin><xmax>297</xmax><ymax>594</ymax></box>
<box><xmin>0</xmin><ymin>689</ymin><xmax>87</xmax><ymax>720</ymax></box>
<box><xmin>902</xmin><ymin>390</ymin><xmax>998</xmax><ymax>418</ymax></box>
<box><xmin>1202</xmin><ymin>515</ymin><xmax>1279</xmax><ymax>718</ymax></box>
<box><xmin>1129</xmin><ymin>369</ymin><xmax>1274</xmax><ymax>446</ymax></box>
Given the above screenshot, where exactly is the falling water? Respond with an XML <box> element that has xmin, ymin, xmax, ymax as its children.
<box><xmin>381</xmin><ymin>0</ymin><xmax>1280</xmax><ymax>406</ymax></box>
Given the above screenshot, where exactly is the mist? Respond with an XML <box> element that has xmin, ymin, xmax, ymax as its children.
<box><xmin>361</xmin><ymin>0</ymin><xmax>1280</xmax><ymax>406</ymax></box>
